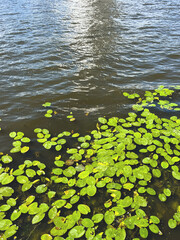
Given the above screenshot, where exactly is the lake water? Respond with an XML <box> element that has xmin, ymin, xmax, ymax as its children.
<box><xmin>0</xmin><ymin>0</ymin><xmax>180</xmax><ymax>239</ymax></box>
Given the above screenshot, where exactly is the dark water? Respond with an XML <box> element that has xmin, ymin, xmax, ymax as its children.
<box><xmin>0</xmin><ymin>0</ymin><xmax>180</xmax><ymax>239</ymax></box>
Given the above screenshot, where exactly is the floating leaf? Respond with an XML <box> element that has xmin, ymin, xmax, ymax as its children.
<box><xmin>11</xmin><ymin>210</ymin><xmax>21</xmax><ymax>221</ymax></box>
<box><xmin>92</xmin><ymin>213</ymin><xmax>104</xmax><ymax>223</ymax></box>
<box><xmin>82</xmin><ymin>218</ymin><xmax>94</xmax><ymax>228</ymax></box>
<box><xmin>0</xmin><ymin>219</ymin><xmax>12</xmax><ymax>231</ymax></box>
<box><xmin>1</xmin><ymin>155</ymin><xmax>13</xmax><ymax>164</ymax></box>
<box><xmin>52</xmin><ymin>199</ymin><xmax>66</xmax><ymax>209</ymax></box>
<box><xmin>78</xmin><ymin>204</ymin><xmax>91</xmax><ymax>215</ymax></box>
<box><xmin>4</xmin><ymin>224</ymin><xmax>18</xmax><ymax>238</ymax></box>
<box><xmin>48</xmin><ymin>207</ymin><xmax>57</xmax><ymax>220</ymax></box>
<box><xmin>149</xmin><ymin>224</ymin><xmax>160</xmax><ymax>234</ymax></box>
<box><xmin>21</xmin><ymin>146</ymin><xmax>29</xmax><ymax>154</ymax></box>
<box><xmin>41</xmin><ymin>234</ymin><xmax>53</xmax><ymax>240</ymax></box>
<box><xmin>104</xmin><ymin>211</ymin><xmax>115</xmax><ymax>225</ymax></box>
<box><xmin>68</xmin><ymin>226</ymin><xmax>85</xmax><ymax>238</ymax></box>
<box><xmin>87</xmin><ymin>185</ymin><xmax>97</xmax><ymax>196</ymax></box>
<box><xmin>168</xmin><ymin>219</ymin><xmax>177</xmax><ymax>229</ymax></box>
<box><xmin>32</xmin><ymin>213</ymin><xmax>45</xmax><ymax>224</ymax></box>
<box><xmin>139</xmin><ymin>228</ymin><xmax>148</xmax><ymax>238</ymax></box>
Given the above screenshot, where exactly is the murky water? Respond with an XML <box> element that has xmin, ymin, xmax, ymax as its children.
<box><xmin>0</xmin><ymin>0</ymin><xmax>180</xmax><ymax>239</ymax></box>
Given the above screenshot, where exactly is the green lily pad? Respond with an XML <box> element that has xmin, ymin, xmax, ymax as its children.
<box><xmin>168</xmin><ymin>219</ymin><xmax>177</xmax><ymax>229</ymax></box>
<box><xmin>139</xmin><ymin>227</ymin><xmax>148</xmax><ymax>238</ymax></box>
<box><xmin>82</xmin><ymin>218</ymin><xmax>94</xmax><ymax>228</ymax></box>
<box><xmin>4</xmin><ymin>224</ymin><xmax>18</xmax><ymax>238</ymax></box>
<box><xmin>78</xmin><ymin>204</ymin><xmax>91</xmax><ymax>215</ymax></box>
<box><xmin>11</xmin><ymin>209</ymin><xmax>21</xmax><ymax>221</ymax></box>
<box><xmin>104</xmin><ymin>211</ymin><xmax>115</xmax><ymax>225</ymax></box>
<box><xmin>52</xmin><ymin>199</ymin><xmax>66</xmax><ymax>209</ymax></box>
<box><xmin>36</xmin><ymin>184</ymin><xmax>47</xmax><ymax>194</ymax></box>
<box><xmin>41</xmin><ymin>234</ymin><xmax>53</xmax><ymax>240</ymax></box>
<box><xmin>92</xmin><ymin>213</ymin><xmax>104</xmax><ymax>223</ymax></box>
<box><xmin>32</xmin><ymin>212</ymin><xmax>45</xmax><ymax>224</ymax></box>
<box><xmin>0</xmin><ymin>219</ymin><xmax>12</xmax><ymax>231</ymax></box>
<box><xmin>68</xmin><ymin>226</ymin><xmax>85</xmax><ymax>238</ymax></box>
<box><xmin>1</xmin><ymin>155</ymin><xmax>13</xmax><ymax>164</ymax></box>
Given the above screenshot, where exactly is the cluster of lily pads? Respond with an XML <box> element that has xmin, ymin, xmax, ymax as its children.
<box><xmin>0</xmin><ymin>86</ymin><xmax>180</xmax><ymax>240</ymax></box>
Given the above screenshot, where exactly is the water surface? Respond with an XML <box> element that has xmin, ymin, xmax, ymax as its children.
<box><xmin>0</xmin><ymin>0</ymin><xmax>180</xmax><ymax>239</ymax></box>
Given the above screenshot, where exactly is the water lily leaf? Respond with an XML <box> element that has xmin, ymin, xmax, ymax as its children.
<box><xmin>21</xmin><ymin>146</ymin><xmax>29</xmax><ymax>153</ymax></box>
<box><xmin>147</xmin><ymin>188</ymin><xmax>156</xmax><ymax>195</ymax></box>
<box><xmin>48</xmin><ymin>207</ymin><xmax>57</xmax><ymax>219</ymax></box>
<box><xmin>168</xmin><ymin>219</ymin><xmax>177</xmax><ymax>229</ymax></box>
<box><xmin>44</xmin><ymin>113</ymin><xmax>52</xmax><ymax>118</ymax></box>
<box><xmin>68</xmin><ymin>226</ymin><xmax>85</xmax><ymax>238</ymax></box>
<box><xmin>12</xmin><ymin>141</ymin><xmax>22</xmax><ymax>148</ymax></box>
<box><xmin>152</xmin><ymin>169</ymin><xmax>161</xmax><ymax>178</ymax></box>
<box><xmin>19</xmin><ymin>203</ymin><xmax>29</xmax><ymax>213</ymax></box>
<box><xmin>78</xmin><ymin>204</ymin><xmax>91</xmax><ymax>215</ymax></box>
<box><xmin>139</xmin><ymin>227</ymin><xmax>148</xmax><ymax>238</ymax></box>
<box><xmin>78</xmin><ymin>171</ymin><xmax>89</xmax><ymax>179</ymax></box>
<box><xmin>0</xmin><ymin>204</ymin><xmax>11</xmax><ymax>211</ymax></box>
<box><xmin>21</xmin><ymin>137</ymin><xmax>31</xmax><ymax>143</ymax></box>
<box><xmin>13</xmin><ymin>169</ymin><xmax>24</xmax><ymax>176</ymax></box>
<box><xmin>7</xmin><ymin>198</ymin><xmax>16</xmax><ymax>207</ymax></box>
<box><xmin>32</xmin><ymin>212</ymin><xmax>45</xmax><ymax>224</ymax></box>
<box><xmin>55</xmin><ymin>145</ymin><xmax>62</xmax><ymax>151</ymax></box>
<box><xmin>41</xmin><ymin>234</ymin><xmax>53</xmax><ymax>240</ymax></box>
<box><xmin>67</xmin><ymin>148</ymin><xmax>77</xmax><ymax>154</ymax></box>
<box><xmin>0</xmin><ymin>219</ymin><xmax>12</xmax><ymax>231</ymax></box>
<box><xmin>1</xmin><ymin>175</ymin><xmax>14</xmax><ymax>185</ymax></box>
<box><xmin>42</xmin><ymin>102</ymin><xmax>51</xmax><ymax>107</ymax></box>
<box><xmin>98</xmin><ymin>117</ymin><xmax>107</xmax><ymax>124</ymax></box>
<box><xmin>136</xmin><ymin>209</ymin><xmax>146</xmax><ymax>218</ymax></box>
<box><xmin>82</xmin><ymin>218</ymin><xmax>94</xmax><ymax>228</ymax></box>
<box><xmin>9</xmin><ymin>132</ymin><xmax>17</xmax><ymax>138</ymax></box>
<box><xmin>63</xmin><ymin>166</ymin><xmax>76</xmax><ymax>177</ymax></box>
<box><xmin>70</xmin><ymin>195</ymin><xmax>80</xmax><ymax>205</ymax></box>
<box><xmin>163</xmin><ymin>188</ymin><xmax>171</xmax><ymax>197</ymax></box>
<box><xmin>92</xmin><ymin>213</ymin><xmax>104</xmax><ymax>223</ymax></box>
<box><xmin>52</xmin><ymin>168</ymin><xmax>63</xmax><ymax>175</ymax></box>
<box><xmin>112</xmin><ymin>206</ymin><xmax>126</xmax><ymax>216</ymax></box>
<box><xmin>47</xmin><ymin>191</ymin><xmax>56</xmax><ymax>199</ymax></box>
<box><xmin>149</xmin><ymin>224</ymin><xmax>160</xmax><ymax>233</ymax></box>
<box><xmin>0</xmin><ymin>187</ymin><xmax>14</xmax><ymax>198</ymax></box>
<box><xmin>1</xmin><ymin>155</ymin><xmax>13</xmax><ymax>164</ymax></box>
<box><xmin>87</xmin><ymin>185</ymin><xmax>97</xmax><ymax>196</ymax></box>
<box><xmin>161</xmin><ymin>161</ymin><xmax>169</xmax><ymax>169</ymax></box>
<box><xmin>150</xmin><ymin>216</ymin><xmax>160</xmax><ymax>224</ymax></box>
<box><xmin>172</xmin><ymin>171</ymin><xmax>180</xmax><ymax>180</ymax></box>
<box><xmin>28</xmin><ymin>202</ymin><xmax>39</xmax><ymax>215</ymax></box>
<box><xmin>52</xmin><ymin>199</ymin><xmax>66</xmax><ymax>208</ymax></box>
<box><xmin>22</xmin><ymin>181</ymin><xmax>33</xmax><ymax>192</ymax></box>
<box><xmin>136</xmin><ymin>218</ymin><xmax>149</xmax><ymax>228</ymax></box>
<box><xmin>26</xmin><ymin>169</ymin><xmax>36</xmax><ymax>178</ymax></box>
<box><xmin>123</xmin><ymin>183</ymin><xmax>134</xmax><ymax>190</ymax></box>
<box><xmin>36</xmin><ymin>184</ymin><xmax>47</xmax><ymax>194</ymax></box>
<box><xmin>11</xmin><ymin>209</ymin><xmax>21</xmax><ymax>221</ymax></box>
<box><xmin>43</xmin><ymin>141</ymin><xmax>52</xmax><ymax>149</ymax></box>
<box><xmin>104</xmin><ymin>211</ymin><xmax>115</xmax><ymax>225</ymax></box>
<box><xmin>39</xmin><ymin>203</ymin><xmax>49</xmax><ymax>213</ymax></box>
<box><xmin>4</xmin><ymin>224</ymin><xmax>18</xmax><ymax>238</ymax></box>
<box><xmin>138</xmin><ymin>187</ymin><xmax>146</xmax><ymax>194</ymax></box>
<box><xmin>174</xmin><ymin>212</ymin><xmax>180</xmax><ymax>222</ymax></box>
<box><xmin>116</xmin><ymin>228</ymin><xmax>126</xmax><ymax>240</ymax></box>
<box><xmin>62</xmin><ymin>189</ymin><xmax>76</xmax><ymax>199</ymax></box>
<box><xmin>158</xmin><ymin>193</ymin><xmax>167</xmax><ymax>202</ymax></box>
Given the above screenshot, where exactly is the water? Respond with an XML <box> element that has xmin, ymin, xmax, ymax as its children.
<box><xmin>0</xmin><ymin>0</ymin><xmax>180</xmax><ymax>239</ymax></box>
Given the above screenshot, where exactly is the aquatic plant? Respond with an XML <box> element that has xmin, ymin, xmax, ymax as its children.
<box><xmin>0</xmin><ymin>86</ymin><xmax>180</xmax><ymax>239</ymax></box>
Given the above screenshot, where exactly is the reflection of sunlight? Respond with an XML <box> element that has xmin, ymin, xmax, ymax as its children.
<box><xmin>66</xmin><ymin>0</ymin><xmax>96</xmax><ymax>70</ymax></box>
